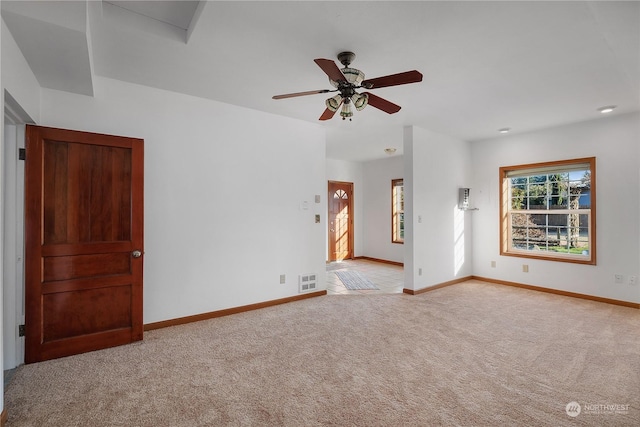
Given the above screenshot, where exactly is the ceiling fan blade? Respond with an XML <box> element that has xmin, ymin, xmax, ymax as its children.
<box><xmin>319</xmin><ymin>108</ymin><xmax>338</xmax><ymax>121</ymax></box>
<box><xmin>314</xmin><ymin>59</ymin><xmax>347</xmax><ymax>83</ymax></box>
<box><xmin>272</xmin><ymin>89</ymin><xmax>332</xmax><ymax>100</ymax></box>
<box><xmin>363</xmin><ymin>92</ymin><xmax>401</xmax><ymax>114</ymax></box>
<box><xmin>361</xmin><ymin>70</ymin><xmax>423</xmax><ymax>89</ymax></box>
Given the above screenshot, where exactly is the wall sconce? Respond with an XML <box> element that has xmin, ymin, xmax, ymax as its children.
<box><xmin>458</xmin><ymin>188</ymin><xmax>478</xmax><ymax>211</ymax></box>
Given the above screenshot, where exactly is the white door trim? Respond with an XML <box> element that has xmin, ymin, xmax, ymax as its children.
<box><xmin>3</xmin><ymin>91</ymin><xmax>33</xmax><ymax>369</ymax></box>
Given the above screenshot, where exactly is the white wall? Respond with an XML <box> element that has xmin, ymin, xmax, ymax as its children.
<box><xmin>326</xmin><ymin>158</ymin><xmax>363</xmax><ymax>257</ymax></box>
<box><xmin>362</xmin><ymin>155</ymin><xmax>404</xmax><ymax>263</ymax></box>
<box><xmin>1</xmin><ymin>19</ymin><xmax>40</xmax><ymax>123</ymax></box>
<box><xmin>39</xmin><ymin>76</ymin><xmax>328</xmax><ymax>324</ymax></box>
<box><xmin>471</xmin><ymin>113</ymin><xmax>640</xmax><ymax>303</ymax></box>
<box><xmin>404</xmin><ymin>126</ymin><xmax>473</xmax><ymax>291</ymax></box>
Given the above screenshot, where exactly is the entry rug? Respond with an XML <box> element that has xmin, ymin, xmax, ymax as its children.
<box><xmin>335</xmin><ymin>270</ymin><xmax>379</xmax><ymax>290</ymax></box>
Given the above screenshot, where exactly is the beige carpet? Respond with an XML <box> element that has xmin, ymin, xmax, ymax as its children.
<box><xmin>5</xmin><ymin>280</ymin><xmax>640</xmax><ymax>426</ymax></box>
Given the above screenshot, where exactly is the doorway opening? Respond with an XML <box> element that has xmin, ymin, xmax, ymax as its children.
<box><xmin>326</xmin><ymin>180</ymin><xmax>404</xmax><ymax>294</ymax></box>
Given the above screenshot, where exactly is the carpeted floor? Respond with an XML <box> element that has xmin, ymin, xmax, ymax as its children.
<box><xmin>4</xmin><ymin>280</ymin><xmax>639</xmax><ymax>426</ymax></box>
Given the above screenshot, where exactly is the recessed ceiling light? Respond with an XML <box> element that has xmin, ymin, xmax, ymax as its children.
<box><xmin>498</xmin><ymin>128</ymin><xmax>511</xmax><ymax>134</ymax></box>
<box><xmin>598</xmin><ymin>105</ymin><xmax>616</xmax><ymax>113</ymax></box>
<box><xmin>384</xmin><ymin>148</ymin><xmax>397</xmax><ymax>155</ymax></box>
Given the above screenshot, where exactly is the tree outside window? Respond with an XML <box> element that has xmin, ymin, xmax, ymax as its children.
<box><xmin>500</xmin><ymin>158</ymin><xmax>595</xmax><ymax>264</ymax></box>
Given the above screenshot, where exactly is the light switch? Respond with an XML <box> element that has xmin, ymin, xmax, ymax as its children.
<box><xmin>315</xmin><ymin>195</ymin><xmax>321</xmax><ymax>203</ymax></box>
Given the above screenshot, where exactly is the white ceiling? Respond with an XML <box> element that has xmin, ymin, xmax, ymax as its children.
<box><xmin>2</xmin><ymin>1</ymin><xmax>639</xmax><ymax>162</ymax></box>
<box><xmin>104</xmin><ymin>1</ymin><xmax>200</xmax><ymax>30</ymax></box>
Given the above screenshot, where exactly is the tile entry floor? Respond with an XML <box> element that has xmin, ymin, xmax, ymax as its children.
<box><xmin>326</xmin><ymin>259</ymin><xmax>404</xmax><ymax>295</ymax></box>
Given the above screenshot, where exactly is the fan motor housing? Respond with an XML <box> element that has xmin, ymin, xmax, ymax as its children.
<box><xmin>337</xmin><ymin>51</ymin><xmax>356</xmax><ymax>67</ymax></box>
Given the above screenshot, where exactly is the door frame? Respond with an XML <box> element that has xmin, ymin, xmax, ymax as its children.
<box><xmin>3</xmin><ymin>95</ymin><xmax>33</xmax><ymax>370</ymax></box>
<box><xmin>327</xmin><ymin>180</ymin><xmax>354</xmax><ymax>261</ymax></box>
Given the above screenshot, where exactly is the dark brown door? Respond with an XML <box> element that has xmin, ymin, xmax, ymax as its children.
<box><xmin>328</xmin><ymin>181</ymin><xmax>353</xmax><ymax>261</ymax></box>
<box><xmin>24</xmin><ymin>125</ymin><xmax>144</xmax><ymax>363</ymax></box>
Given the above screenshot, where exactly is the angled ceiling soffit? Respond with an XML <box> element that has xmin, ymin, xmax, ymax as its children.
<box><xmin>100</xmin><ymin>1</ymin><xmax>204</xmax><ymax>45</ymax></box>
<box><xmin>2</xmin><ymin>1</ymin><xmax>94</xmax><ymax>96</ymax></box>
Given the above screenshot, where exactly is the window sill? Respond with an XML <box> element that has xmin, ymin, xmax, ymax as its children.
<box><xmin>500</xmin><ymin>249</ymin><xmax>595</xmax><ymax>265</ymax></box>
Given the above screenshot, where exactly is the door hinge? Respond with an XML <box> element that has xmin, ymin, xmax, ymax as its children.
<box><xmin>18</xmin><ymin>324</ymin><xmax>25</xmax><ymax>337</ymax></box>
<box><xmin>19</xmin><ymin>148</ymin><xmax>26</xmax><ymax>160</ymax></box>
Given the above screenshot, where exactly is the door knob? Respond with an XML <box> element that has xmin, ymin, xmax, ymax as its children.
<box><xmin>132</xmin><ymin>250</ymin><xmax>142</xmax><ymax>258</ymax></box>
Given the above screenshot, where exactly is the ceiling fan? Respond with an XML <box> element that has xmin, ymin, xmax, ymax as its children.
<box><xmin>272</xmin><ymin>51</ymin><xmax>423</xmax><ymax>121</ymax></box>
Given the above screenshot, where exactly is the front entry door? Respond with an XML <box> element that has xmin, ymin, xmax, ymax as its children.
<box><xmin>328</xmin><ymin>181</ymin><xmax>353</xmax><ymax>261</ymax></box>
<box><xmin>24</xmin><ymin>125</ymin><xmax>144</xmax><ymax>363</ymax></box>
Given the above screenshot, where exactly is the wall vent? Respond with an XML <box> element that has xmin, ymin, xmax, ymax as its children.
<box><xmin>299</xmin><ymin>274</ymin><xmax>317</xmax><ymax>293</ymax></box>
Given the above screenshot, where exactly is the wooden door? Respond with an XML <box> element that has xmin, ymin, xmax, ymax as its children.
<box><xmin>328</xmin><ymin>181</ymin><xmax>353</xmax><ymax>261</ymax></box>
<box><xmin>24</xmin><ymin>125</ymin><xmax>144</xmax><ymax>363</ymax></box>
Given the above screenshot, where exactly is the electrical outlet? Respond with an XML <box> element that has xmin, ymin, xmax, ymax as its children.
<box><xmin>522</xmin><ymin>264</ymin><xmax>529</xmax><ymax>273</ymax></box>
<box><xmin>280</xmin><ymin>274</ymin><xmax>286</xmax><ymax>284</ymax></box>
<box><xmin>491</xmin><ymin>261</ymin><xmax>496</xmax><ymax>268</ymax></box>
<box><xmin>418</xmin><ymin>268</ymin><xmax>422</xmax><ymax>276</ymax></box>
<box><xmin>614</xmin><ymin>274</ymin><xmax>624</xmax><ymax>284</ymax></box>
<box><xmin>629</xmin><ymin>276</ymin><xmax>637</xmax><ymax>286</ymax></box>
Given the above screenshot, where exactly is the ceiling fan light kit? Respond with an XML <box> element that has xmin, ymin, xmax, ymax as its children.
<box><xmin>341</xmin><ymin>101</ymin><xmax>354</xmax><ymax>120</ymax></box>
<box><xmin>273</xmin><ymin>51</ymin><xmax>423</xmax><ymax>121</ymax></box>
<box><xmin>326</xmin><ymin>94</ymin><xmax>343</xmax><ymax>112</ymax></box>
<box><xmin>352</xmin><ymin>93</ymin><xmax>368</xmax><ymax>111</ymax></box>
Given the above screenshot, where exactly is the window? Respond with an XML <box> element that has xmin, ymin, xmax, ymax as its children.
<box><xmin>392</xmin><ymin>179</ymin><xmax>404</xmax><ymax>243</ymax></box>
<box><xmin>500</xmin><ymin>157</ymin><xmax>595</xmax><ymax>264</ymax></box>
